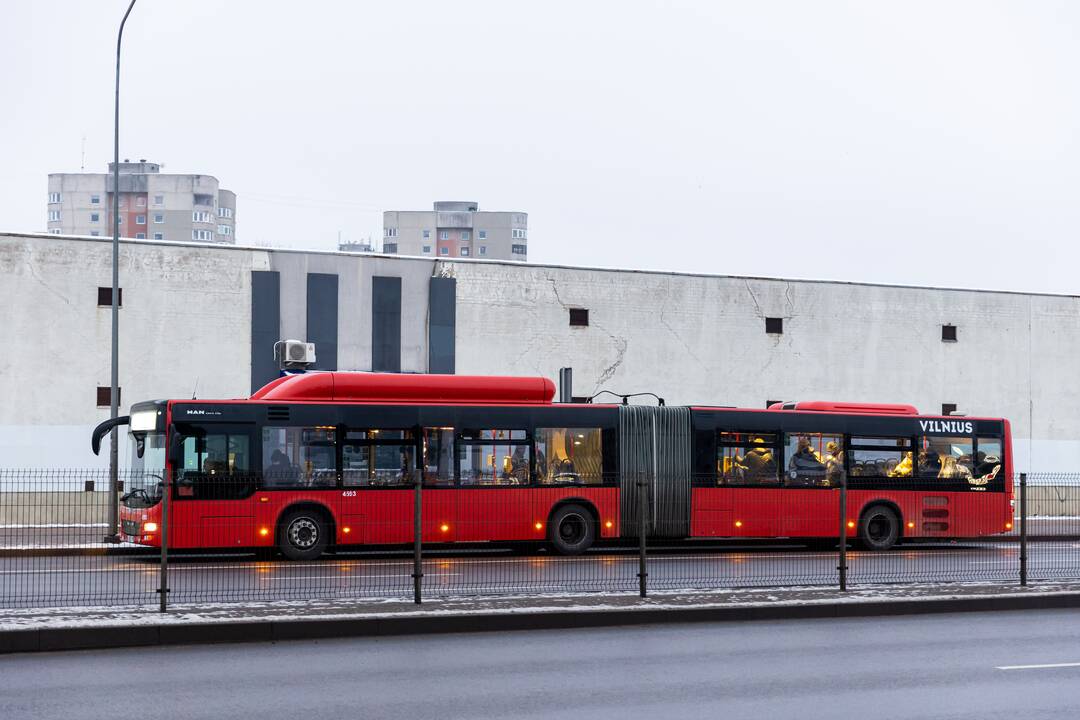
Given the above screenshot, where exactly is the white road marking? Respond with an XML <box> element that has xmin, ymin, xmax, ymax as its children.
<box><xmin>996</xmin><ymin>662</ymin><xmax>1080</xmax><ymax>670</ymax></box>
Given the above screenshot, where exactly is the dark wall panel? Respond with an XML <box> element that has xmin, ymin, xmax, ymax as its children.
<box><xmin>428</xmin><ymin>276</ymin><xmax>456</xmax><ymax>374</ymax></box>
<box><xmin>250</xmin><ymin>271</ymin><xmax>281</xmax><ymax>394</ymax></box>
<box><xmin>307</xmin><ymin>273</ymin><xmax>339</xmax><ymax>370</ymax></box>
<box><xmin>372</xmin><ymin>276</ymin><xmax>402</xmax><ymax>373</ymax></box>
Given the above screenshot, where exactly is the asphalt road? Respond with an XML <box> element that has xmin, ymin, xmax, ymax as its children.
<box><xmin>4</xmin><ymin>541</ymin><xmax>1080</xmax><ymax>608</ymax></box>
<box><xmin>3</xmin><ymin>609</ymin><xmax>1080</xmax><ymax>719</ymax></box>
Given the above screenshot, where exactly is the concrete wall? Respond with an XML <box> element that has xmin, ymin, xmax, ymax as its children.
<box><xmin>3</xmin><ymin>231</ymin><xmax>1080</xmax><ymax>476</ymax></box>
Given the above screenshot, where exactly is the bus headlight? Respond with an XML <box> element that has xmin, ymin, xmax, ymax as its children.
<box><xmin>142</xmin><ymin>522</ymin><xmax>159</xmax><ymax>533</ymax></box>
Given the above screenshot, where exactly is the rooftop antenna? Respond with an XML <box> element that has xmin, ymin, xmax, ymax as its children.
<box><xmin>80</xmin><ymin>135</ymin><xmax>86</xmax><ymax>171</ymax></box>
<box><xmin>191</xmin><ymin>377</ymin><xmax>199</xmax><ymax>400</ymax></box>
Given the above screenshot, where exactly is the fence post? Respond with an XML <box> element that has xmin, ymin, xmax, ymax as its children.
<box><xmin>838</xmin><ymin>475</ymin><xmax>848</xmax><ymax>592</ymax></box>
<box><xmin>158</xmin><ymin>472</ymin><xmax>170</xmax><ymax>613</ymax></box>
<box><xmin>412</xmin><ymin>441</ymin><xmax>424</xmax><ymax>604</ymax></box>
<box><xmin>638</xmin><ymin>474</ymin><xmax>648</xmax><ymax>598</ymax></box>
<box><xmin>1019</xmin><ymin>472</ymin><xmax>1028</xmax><ymax>587</ymax></box>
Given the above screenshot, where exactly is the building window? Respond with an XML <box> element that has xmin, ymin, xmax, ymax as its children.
<box><xmin>192</xmin><ymin>229</ymin><xmax>213</xmax><ymax>241</ymax></box>
<box><xmin>135</xmin><ymin>232</ymin><xmax>146</xmax><ymax>239</ymax></box>
<box><xmin>192</xmin><ymin>211</ymin><xmax>212</xmax><ymax>223</ymax></box>
<box><xmin>135</xmin><ymin>214</ymin><xmax>146</xmax><ymax>225</ymax></box>
<box><xmin>942</xmin><ymin>324</ymin><xmax>957</xmax><ymax>342</ymax></box>
<box><xmin>383</xmin><ymin>242</ymin><xmax>398</xmax><ymax>254</ymax></box>
<box><xmin>90</xmin><ymin>231</ymin><xmax>100</xmax><ymax>236</ymax></box>
<box><xmin>218</xmin><ymin>207</ymin><xmax>233</xmax><ymax>218</ymax></box>
<box><xmin>48</xmin><ymin>210</ymin><xmax>61</xmax><ymax>221</ymax></box>
<box><xmin>136</xmin><ymin>196</ymin><xmax>146</xmax><ymax>207</ymax></box>
<box><xmin>479</xmin><ymin>246</ymin><xmax>487</xmax><ymax>256</ymax></box>
<box><xmin>422</xmin><ymin>245</ymin><xmax>432</xmax><ymax>253</ymax></box>
<box><xmin>96</xmin><ymin>386</ymin><xmax>121</xmax><ymax>408</ymax></box>
<box><xmin>193</xmin><ymin>193</ymin><xmax>214</xmax><ymax>206</ymax></box>
<box><xmin>48</xmin><ymin>192</ymin><xmax>61</xmax><ymax>203</ymax></box>
<box><xmin>569</xmin><ymin>308</ymin><xmax>589</xmax><ymax>327</ymax></box>
<box><xmin>383</xmin><ymin>227</ymin><xmax>398</xmax><ymax>238</ymax></box>
<box><xmin>153</xmin><ymin>194</ymin><xmax>164</xmax><ymax>206</ymax></box>
<box><xmin>440</xmin><ymin>230</ymin><xmax>449</xmax><ymax>240</ymax></box>
<box><xmin>478</xmin><ymin>230</ymin><xmax>487</xmax><ymax>240</ymax></box>
<box><xmin>765</xmin><ymin>317</ymin><xmax>783</xmax><ymax>334</ymax></box>
<box><xmin>90</xmin><ymin>194</ymin><xmax>101</xmax><ymax>204</ymax></box>
<box><xmin>942</xmin><ymin>403</ymin><xmax>958</xmax><ymax>416</ymax></box>
<box><xmin>218</xmin><ymin>224</ymin><xmax>232</xmax><ymax>235</ymax></box>
<box><xmin>153</xmin><ymin>232</ymin><xmax>163</xmax><ymax>240</ymax></box>
<box><xmin>422</xmin><ymin>230</ymin><xmax>431</xmax><ymax>239</ymax></box>
<box><xmin>153</xmin><ymin>214</ymin><xmax>164</xmax><ymax>224</ymax></box>
<box><xmin>512</xmin><ymin>244</ymin><xmax>526</xmax><ymax>255</ymax></box>
<box><xmin>97</xmin><ymin>287</ymin><xmax>122</xmax><ymax>307</ymax></box>
<box><xmin>512</xmin><ymin>229</ymin><xmax>527</xmax><ymax>239</ymax></box>
<box><xmin>460</xmin><ymin>247</ymin><xmax>470</xmax><ymax>256</ymax></box>
<box><xmin>461</xmin><ymin>231</ymin><xmax>470</xmax><ymax>241</ymax></box>
<box><xmin>49</xmin><ymin>229</ymin><xmax>61</xmax><ymax>234</ymax></box>
<box><xmin>440</xmin><ymin>247</ymin><xmax>449</xmax><ymax>256</ymax></box>
<box><xmin>90</xmin><ymin>213</ymin><xmax>100</xmax><ymax>222</ymax></box>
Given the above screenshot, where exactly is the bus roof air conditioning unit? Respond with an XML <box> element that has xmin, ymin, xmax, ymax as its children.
<box><xmin>274</xmin><ymin>339</ymin><xmax>316</xmax><ymax>370</ymax></box>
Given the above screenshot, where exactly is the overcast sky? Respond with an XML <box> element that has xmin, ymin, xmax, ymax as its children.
<box><xmin>2</xmin><ymin>1</ymin><xmax>1077</xmax><ymax>293</ymax></box>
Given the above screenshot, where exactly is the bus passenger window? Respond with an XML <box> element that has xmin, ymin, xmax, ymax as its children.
<box><xmin>423</xmin><ymin>428</ymin><xmax>454</xmax><ymax>486</ymax></box>
<box><xmin>918</xmin><ymin>436</ymin><xmax>973</xmax><ymax>481</ymax></box>
<box><xmin>975</xmin><ymin>437</ymin><xmax>1003</xmax><ymax>484</ymax></box>
<box><xmin>535</xmin><ymin>428</ymin><xmax>603</xmax><ymax>485</ymax></box>
<box><xmin>342</xmin><ymin>429</ymin><xmax>415</xmax><ymax>487</ymax></box>
<box><xmin>783</xmin><ymin>433</ymin><xmax>842</xmax><ymax>487</ymax></box>
<box><xmin>717</xmin><ymin>433</ymin><xmax>779</xmax><ymax>486</ymax></box>
<box><xmin>175</xmin><ymin>429</ymin><xmax>252</xmax><ymax>500</ymax></box>
<box><xmin>261</xmin><ymin>427</ymin><xmax>336</xmax><ymax>488</ymax></box>
<box><xmin>457</xmin><ymin>429</ymin><xmax>531</xmax><ymax>486</ymax></box>
<box><xmin>849</xmin><ymin>437</ymin><xmax>912</xmax><ymax>479</ymax></box>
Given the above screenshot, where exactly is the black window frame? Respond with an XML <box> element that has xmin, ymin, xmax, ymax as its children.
<box><xmin>714</xmin><ymin>431</ymin><xmax>781</xmax><ymax>487</ymax></box>
<box><xmin>569</xmin><ymin>308</ymin><xmax>589</xmax><ymax>327</ymax></box>
<box><xmin>765</xmin><ymin>317</ymin><xmax>783</xmax><ymax>334</ymax></box>
<box><xmin>340</xmin><ymin>427</ymin><xmax>418</xmax><ymax>489</ymax></box>
<box><xmin>454</xmin><ymin>428</ymin><xmax>532</xmax><ymax>487</ymax></box>
<box><xmin>942</xmin><ymin>324</ymin><xmax>957</xmax><ymax>342</ymax></box>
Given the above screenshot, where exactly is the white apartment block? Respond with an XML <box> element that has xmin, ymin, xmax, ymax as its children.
<box><xmin>381</xmin><ymin>201</ymin><xmax>527</xmax><ymax>260</ymax></box>
<box><xmin>47</xmin><ymin>160</ymin><xmax>237</xmax><ymax>244</ymax></box>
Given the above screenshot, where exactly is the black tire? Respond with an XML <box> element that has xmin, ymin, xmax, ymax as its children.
<box><xmin>278</xmin><ymin>508</ymin><xmax>330</xmax><ymax>561</ymax></box>
<box><xmin>548</xmin><ymin>503</ymin><xmax>596</xmax><ymax>555</ymax></box>
<box><xmin>858</xmin><ymin>505</ymin><xmax>900</xmax><ymax>551</ymax></box>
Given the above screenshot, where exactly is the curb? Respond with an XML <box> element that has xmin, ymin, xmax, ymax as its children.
<box><xmin>4</xmin><ymin>591</ymin><xmax>1080</xmax><ymax>655</ymax></box>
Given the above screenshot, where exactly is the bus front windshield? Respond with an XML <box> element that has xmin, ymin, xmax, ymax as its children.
<box><xmin>125</xmin><ymin>431</ymin><xmax>166</xmax><ymax>508</ymax></box>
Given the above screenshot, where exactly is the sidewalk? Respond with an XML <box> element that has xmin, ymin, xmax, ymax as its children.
<box><xmin>3</xmin><ymin>582</ymin><xmax>1080</xmax><ymax>654</ymax></box>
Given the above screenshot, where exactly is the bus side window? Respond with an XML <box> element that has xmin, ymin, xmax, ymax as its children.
<box><xmin>717</xmin><ymin>432</ymin><xmax>779</xmax><ymax>486</ymax></box>
<box><xmin>975</xmin><ymin>437</ymin><xmax>1003</xmax><ymax>482</ymax></box>
<box><xmin>783</xmin><ymin>433</ymin><xmax>842</xmax><ymax>487</ymax></box>
<box><xmin>423</xmin><ymin>428</ymin><xmax>454</xmax><ymax>486</ymax></box>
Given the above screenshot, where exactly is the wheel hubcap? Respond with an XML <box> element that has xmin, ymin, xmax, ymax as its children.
<box><xmin>288</xmin><ymin>518</ymin><xmax>319</xmax><ymax>549</ymax></box>
<box><xmin>868</xmin><ymin>515</ymin><xmax>889</xmax><ymax>542</ymax></box>
<box><xmin>559</xmin><ymin>513</ymin><xmax>586</xmax><ymax>545</ymax></box>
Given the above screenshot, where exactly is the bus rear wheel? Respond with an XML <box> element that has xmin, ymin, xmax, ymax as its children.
<box><xmin>548</xmin><ymin>503</ymin><xmax>595</xmax><ymax>555</ymax></box>
<box><xmin>858</xmin><ymin>505</ymin><xmax>900</xmax><ymax>551</ymax></box>
<box><xmin>279</xmin><ymin>508</ymin><xmax>330</xmax><ymax>561</ymax></box>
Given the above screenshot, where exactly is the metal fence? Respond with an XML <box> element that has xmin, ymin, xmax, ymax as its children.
<box><xmin>1</xmin><ymin>470</ymin><xmax>1077</xmax><ymax>611</ymax></box>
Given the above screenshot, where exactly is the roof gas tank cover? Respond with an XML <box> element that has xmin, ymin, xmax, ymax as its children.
<box><xmin>768</xmin><ymin>401</ymin><xmax>919</xmax><ymax>415</ymax></box>
<box><xmin>251</xmin><ymin>372</ymin><xmax>556</xmax><ymax>405</ymax></box>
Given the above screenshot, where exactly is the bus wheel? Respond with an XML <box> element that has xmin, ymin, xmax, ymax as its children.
<box><xmin>859</xmin><ymin>506</ymin><xmax>900</xmax><ymax>551</ymax></box>
<box><xmin>279</xmin><ymin>508</ymin><xmax>329</xmax><ymax>561</ymax></box>
<box><xmin>548</xmin><ymin>504</ymin><xmax>595</xmax><ymax>555</ymax></box>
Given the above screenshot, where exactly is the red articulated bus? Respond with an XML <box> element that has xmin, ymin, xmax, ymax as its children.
<box><xmin>92</xmin><ymin>373</ymin><xmax>1013</xmax><ymax>559</ymax></box>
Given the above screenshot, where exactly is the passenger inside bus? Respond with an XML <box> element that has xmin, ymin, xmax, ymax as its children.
<box><xmin>787</xmin><ymin>436</ymin><xmax>825</xmax><ymax>486</ymax></box>
<box><xmin>737</xmin><ymin>440</ymin><xmax>777</xmax><ymax>484</ymax></box>
<box><xmin>888</xmin><ymin>451</ymin><xmax>913</xmax><ymax>477</ymax></box>
<box><xmin>824</xmin><ymin>441</ymin><xmax>844</xmax><ymax>486</ymax></box>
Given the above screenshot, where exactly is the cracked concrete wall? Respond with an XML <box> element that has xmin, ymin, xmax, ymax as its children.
<box><xmin>4</xmin><ymin>232</ymin><xmax>1080</xmax><ymax>475</ymax></box>
<box><xmin>447</xmin><ymin>262</ymin><xmax>1080</xmax><ymax>474</ymax></box>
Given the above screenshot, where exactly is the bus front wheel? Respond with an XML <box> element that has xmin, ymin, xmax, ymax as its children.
<box><xmin>548</xmin><ymin>503</ymin><xmax>596</xmax><ymax>555</ymax></box>
<box><xmin>279</xmin><ymin>508</ymin><xmax>330</xmax><ymax>561</ymax></box>
<box><xmin>858</xmin><ymin>505</ymin><xmax>900</xmax><ymax>551</ymax></box>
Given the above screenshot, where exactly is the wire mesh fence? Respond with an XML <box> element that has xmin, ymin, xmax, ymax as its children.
<box><xmin>1</xmin><ymin>470</ymin><xmax>1079</xmax><ymax>611</ymax></box>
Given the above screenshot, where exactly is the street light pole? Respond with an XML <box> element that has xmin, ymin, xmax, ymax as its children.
<box><xmin>106</xmin><ymin>0</ymin><xmax>137</xmax><ymax>543</ymax></box>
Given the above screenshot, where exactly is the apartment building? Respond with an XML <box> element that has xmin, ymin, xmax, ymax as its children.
<box><xmin>382</xmin><ymin>201</ymin><xmax>527</xmax><ymax>260</ymax></box>
<box><xmin>47</xmin><ymin>160</ymin><xmax>236</xmax><ymax>244</ymax></box>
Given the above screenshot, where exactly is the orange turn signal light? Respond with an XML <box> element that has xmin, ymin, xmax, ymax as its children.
<box><xmin>734</xmin><ymin>520</ymin><xmax>743</xmax><ymax>528</ymax></box>
<box><xmin>847</xmin><ymin>521</ymin><xmax>856</xmax><ymax>529</ymax></box>
<box><xmin>440</xmin><ymin>524</ymin><xmax>449</xmax><ymax>532</ymax></box>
